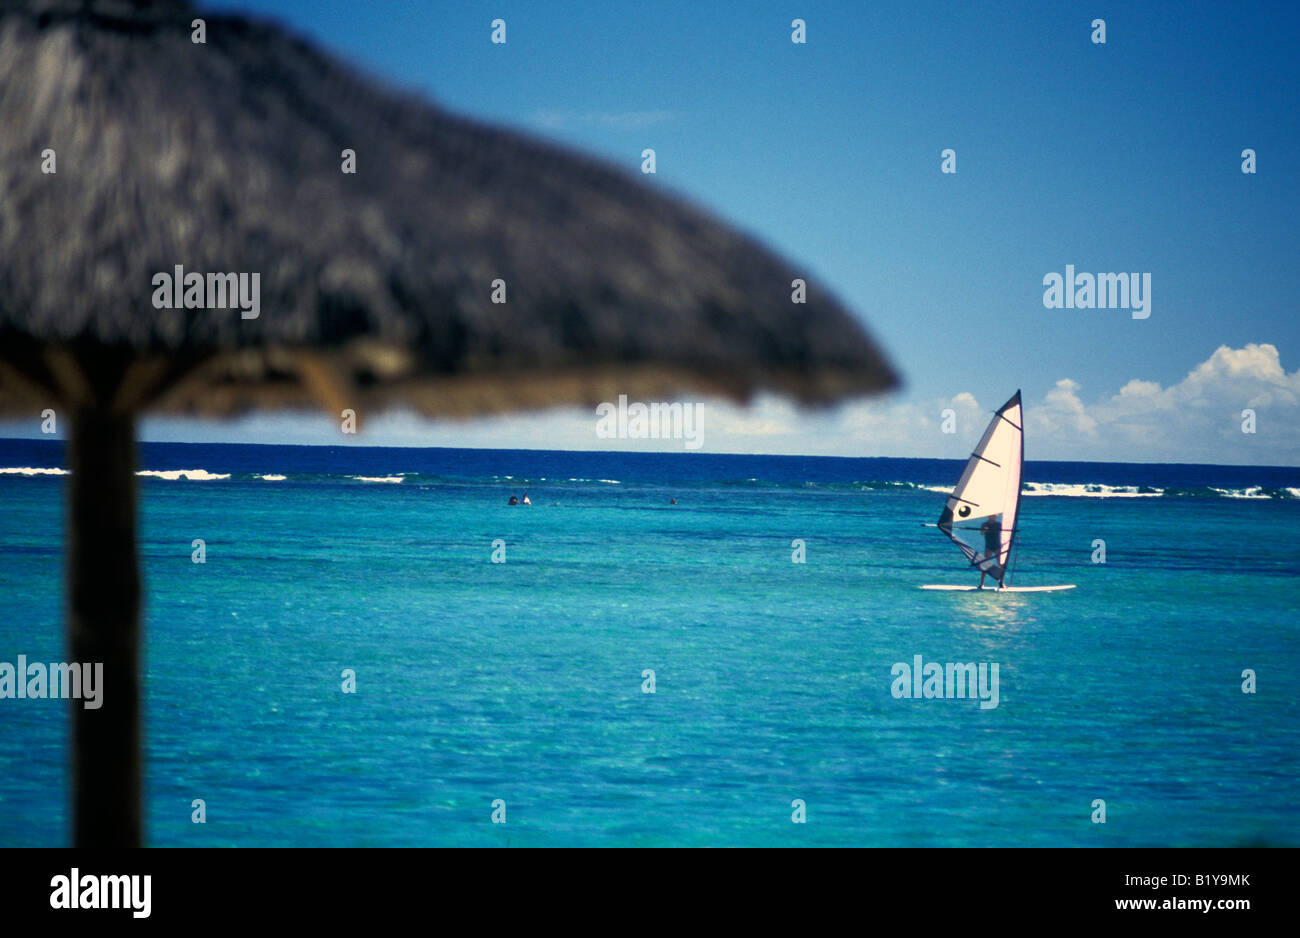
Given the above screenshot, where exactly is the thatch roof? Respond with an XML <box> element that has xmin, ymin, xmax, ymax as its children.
<box><xmin>0</xmin><ymin>0</ymin><xmax>897</xmax><ymax>419</ymax></box>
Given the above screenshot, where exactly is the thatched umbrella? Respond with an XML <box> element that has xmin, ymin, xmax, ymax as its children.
<box><xmin>0</xmin><ymin>0</ymin><xmax>898</xmax><ymax>846</ymax></box>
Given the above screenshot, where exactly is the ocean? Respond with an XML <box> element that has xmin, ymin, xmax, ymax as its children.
<box><xmin>1</xmin><ymin>438</ymin><xmax>1297</xmax><ymax>846</ymax></box>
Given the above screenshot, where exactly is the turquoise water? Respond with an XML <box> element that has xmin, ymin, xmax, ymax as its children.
<box><xmin>1</xmin><ymin>442</ymin><xmax>1297</xmax><ymax>846</ymax></box>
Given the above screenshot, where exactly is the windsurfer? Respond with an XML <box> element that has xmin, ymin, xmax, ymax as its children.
<box><xmin>978</xmin><ymin>517</ymin><xmax>1002</xmax><ymax>589</ymax></box>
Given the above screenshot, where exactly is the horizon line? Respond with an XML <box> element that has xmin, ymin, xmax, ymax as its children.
<box><xmin>0</xmin><ymin>437</ymin><xmax>1296</xmax><ymax>472</ymax></box>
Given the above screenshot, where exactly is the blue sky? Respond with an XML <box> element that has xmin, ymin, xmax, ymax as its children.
<box><xmin>6</xmin><ymin>1</ymin><xmax>1298</xmax><ymax>463</ymax></box>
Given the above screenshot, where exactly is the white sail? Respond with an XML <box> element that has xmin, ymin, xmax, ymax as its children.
<box><xmin>937</xmin><ymin>391</ymin><xmax>1023</xmax><ymax>583</ymax></box>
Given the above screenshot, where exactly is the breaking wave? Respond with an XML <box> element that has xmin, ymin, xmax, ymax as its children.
<box><xmin>1</xmin><ymin>468</ymin><xmax>1296</xmax><ymax>499</ymax></box>
<box><xmin>1022</xmin><ymin>482</ymin><xmax>1162</xmax><ymax>498</ymax></box>
<box><xmin>135</xmin><ymin>469</ymin><xmax>231</xmax><ymax>481</ymax></box>
<box><xmin>0</xmin><ymin>466</ymin><xmax>68</xmax><ymax>476</ymax></box>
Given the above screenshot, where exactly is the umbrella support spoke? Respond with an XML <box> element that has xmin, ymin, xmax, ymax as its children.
<box><xmin>68</xmin><ymin>405</ymin><xmax>141</xmax><ymax>848</ymax></box>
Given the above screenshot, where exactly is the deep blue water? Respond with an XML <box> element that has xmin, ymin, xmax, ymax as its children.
<box><xmin>1</xmin><ymin>439</ymin><xmax>1297</xmax><ymax>846</ymax></box>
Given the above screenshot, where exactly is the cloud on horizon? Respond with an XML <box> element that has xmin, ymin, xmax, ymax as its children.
<box><xmin>2</xmin><ymin>345</ymin><xmax>1294</xmax><ymax>467</ymax></box>
<box><xmin>347</xmin><ymin>342</ymin><xmax>1290</xmax><ymax>465</ymax></box>
<box><xmin>1026</xmin><ymin>343</ymin><xmax>1298</xmax><ymax>464</ymax></box>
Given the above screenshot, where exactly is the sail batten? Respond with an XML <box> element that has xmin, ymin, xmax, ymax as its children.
<box><xmin>936</xmin><ymin>390</ymin><xmax>1024</xmax><ymax>583</ymax></box>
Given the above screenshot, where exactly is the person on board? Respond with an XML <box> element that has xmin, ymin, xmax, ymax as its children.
<box><xmin>978</xmin><ymin>517</ymin><xmax>1003</xmax><ymax>589</ymax></box>
<box><xmin>521</xmin><ymin>492</ymin><xmax>531</xmax><ymax>506</ymax></box>
<box><xmin>508</xmin><ymin>494</ymin><xmax>519</xmax><ymax>505</ymax></box>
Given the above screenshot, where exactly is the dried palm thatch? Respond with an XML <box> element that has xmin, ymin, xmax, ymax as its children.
<box><xmin>0</xmin><ymin>0</ymin><xmax>899</xmax><ymax>846</ymax></box>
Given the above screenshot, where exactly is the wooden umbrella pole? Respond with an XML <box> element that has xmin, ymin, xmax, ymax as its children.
<box><xmin>67</xmin><ymin>404</ymin><xmax>141</xmax><ymax>847</ymax></box>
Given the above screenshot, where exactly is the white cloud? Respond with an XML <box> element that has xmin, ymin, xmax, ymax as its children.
<box><xmin>1037</xmin><ymin>378</ymin><xmax>1099</xmax><ymax>437</ymax></box>
<box><xmin>6</xmin><ymin>345</ymin><xmax>1291</xmax><ymax>466</ymax></box>
<box><xmin>1027</xmin><ymin>344</ymin><xmax>1300</xmax><ymax>464</ymax></box>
